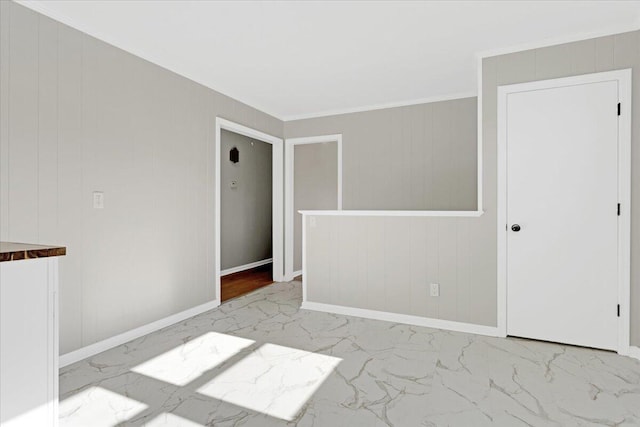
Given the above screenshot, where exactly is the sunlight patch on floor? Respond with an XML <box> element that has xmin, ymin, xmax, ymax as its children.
<box><xmin>197</xmin><ymin>343</ymin><xmax>341</xmax><ymax>421</ymax></box>
<box><xmin>59</xmin><ymin>386</ymin><xmax>147</xmax><ymax>427</ymax></box>
<box><xmin>131</xmin><ymin>332</ymin><xmax>255</xmax><ymax>386</ymax></box>
<box><xmin>145</xmin><ymin>412</ymin><xmax>204</xmax><ymax>426</ymax></box>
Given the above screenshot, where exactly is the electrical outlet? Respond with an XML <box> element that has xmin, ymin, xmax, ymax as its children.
<box><xmin>92</xmin><ymin>191</ymin><xmax>104</xmax><ymax>209</ymax></box>
<box><xmin>430</xmin><ymin>283</ymin><xmax>440</xmax><ymax>297</ymax></box>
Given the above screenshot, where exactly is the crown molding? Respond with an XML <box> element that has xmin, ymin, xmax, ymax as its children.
<box><xmin>283</xmin><ymin>92</ymin><xmax>478</xmax><ymax>122</ymax></box>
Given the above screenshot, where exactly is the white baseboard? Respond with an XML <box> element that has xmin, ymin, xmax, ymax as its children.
<box><xmin>300</xmin><ymin>301</ymin><xmax>501</xmax><ymax>337</ymax></box>
<box><xmin>628</xmin><ymin>346</ymin><xmax>640</xmax><ymax>361</ymax></box>
<box><xmin>285</xmin><ymin>270</ymin><xmax>302</xmax><ymax>281</ymax></box>
<box><xmin>221</xmin><ymin>258</ymin><xmax>272</xmax><ymax>277</ymax></box>
<box><xmin>59</xmin><ymin>298</ymin><xmax>221</xmax><ymax>368</ymax></box>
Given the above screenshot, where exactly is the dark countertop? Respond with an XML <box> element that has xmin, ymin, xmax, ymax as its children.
<box><xmin>0</xmin><ymin>242</ymin><xmax>67</xmax><ymax>262</ymax></box>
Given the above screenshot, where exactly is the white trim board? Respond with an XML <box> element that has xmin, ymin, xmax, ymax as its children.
<box><xmin>302</xmin><ymin>214</ymin><xmax>308</xmax><ymax>303</ymax></box>
<box><xmin>476</xmin><ymin>55</ymin><xmax>484</xmax><ymax>213</ymax></box>
<box><xmin>283</xmin><ymin>92</ymin><xmax>477</xmax><ymax>122</ymax></box>
<box><xmin>220</xmin><ymin>258</ymin><xmax>272</xmax><ymax>277</ymax></box>
<box><xmin>628</xmin><ymin>346</ymin><xmax>640</xmax><ymax>361</ymax></box>
<box><xmin>285</xmin><ymin>134</ymin><xmax>343</xmax><ymax>282</ymax></box>
<box><xmin>298</xmin><ymin>210</ymin><xmax>483</xmax><ymax>217</ymax></box>
<box><xmin>301</xmin><ymin>301</ymin><xmax>501</xmax><ymax>337</ymax></box>
<box><xmin>59</xmin><ymin>299</ymin><xmax>220</xmax><ymax>368</ymax></box>
<box><xmin>496</xmin><ymin>69</ymin><xmax>632</xmax><ymax>356</ymax></box>
<box><xmin>215</xmin><ymin>118</ymin><xmax>285</xmax><ymax>304</ymax></box>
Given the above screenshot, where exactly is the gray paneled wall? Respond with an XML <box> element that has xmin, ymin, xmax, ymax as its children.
<box><xmin>288</xmin><ymin>98</ymin><xmax>491</xmax><ymax>327</ymax></box>
<box><xmin>285</xmin><ymin>98</ymin><xmax>478</xmax><ymax>211</ymax></box>
<box><xmin>221</xmin><ymin>130</ymin><xmax>272</xmax><ymax>270</ymax></box>
<box><xmin>293</xmin><ymin>142</ymin><xmax>338</xmax><ymax>272</ymax></box>
<box><xmin>305</xmin><ymin>214</ymin><xmax>496</xmax><ymax>326</ymax></box>
<box><xmin>0</xmin><ymin>1</ymin><xmax>282</xmax><ymax>354</ymax></box>
<box><xmin>302</xmin><ymin>30</ymin><xmax>640</xmax><ymax>346</ymax></box>
<box><xmin>3</xmin><ymin>0</ymin><xmax>639</xmax><ymax>354</ymax></box>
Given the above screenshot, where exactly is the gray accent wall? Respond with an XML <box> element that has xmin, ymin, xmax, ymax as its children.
<box><xmin>302</xmin><ymin>31</ymin><xmax>640</xmax><ymax>346</ymax></box>
<box><xmin>293</xmin><ymin>142</ymin><xmax>338</xmax><ymax>272</ymax></box>
<box><xmin>305</xmin><ymin>214</ymin><xmax>496</xmax><ymax>326</ymax></box>
<box><xmin>220</xmin><ymin>130</ymin><xmax>272</xmax><ymax>270</ymax></box>
<box><xmin>285</xmin><ymin>98</ymin><xmax>478</xmax><ymax>211</ymax></box>
<box><xmin>288</xmin><ymin>97</ymin><xmax>492</xmax><ymax>327</ymax></box>
<box><xmin>0</xmin><ymin>1</ymin><xmax>282</xmax><ymax>354</ymax></box>
<box><xmin>3</xmin><ymin>0</ymin><xmax>639</xmax><ymax>355</ymax></box>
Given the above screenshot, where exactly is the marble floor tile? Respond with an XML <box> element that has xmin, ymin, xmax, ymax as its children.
<box><xmin>59</xmin><ymin>386</ymin><xmax>149</xmax><ymax>426</ymax></box>
<box><xmin>59</xmin><ymin>281</ymin><xmax>640</xmax><ymax>427</ymax></box>
<box><xmin>197</xmin><ymin>343</ymin><xmax>341</xmax><ymax>421</ymax></box>
<box><xmin>131</xmin><ymin>332</ymin><xmax>255</xmax><ymax>387</ymax></box>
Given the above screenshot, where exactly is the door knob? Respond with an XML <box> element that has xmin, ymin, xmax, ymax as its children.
<box><xmin>511</xmin><ymin>224</ymin><xmax>521</xmax><ymax>232</ymax></box>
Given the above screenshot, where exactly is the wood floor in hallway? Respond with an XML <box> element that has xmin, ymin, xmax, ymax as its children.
<box><xmin>221</xmin><ymin>263</ymin><xmax>273</xmax><ymax>302</ymax></box>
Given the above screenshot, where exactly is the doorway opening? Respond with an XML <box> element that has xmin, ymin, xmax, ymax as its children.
<box><xmin>215</xmin><ymin>118</ymin><xmax>284</xmax><ymax>303</ymax></box>
<box><xmin>284</xmin><ymin>135</ymin><xmax>342</xmax><ymax>282</ymax></box>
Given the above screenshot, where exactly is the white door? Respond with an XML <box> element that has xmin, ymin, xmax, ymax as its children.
<box><xmin>506</xmin><ymin>79</ymin><xmax>619</xmax><ymax>350</ymax></box>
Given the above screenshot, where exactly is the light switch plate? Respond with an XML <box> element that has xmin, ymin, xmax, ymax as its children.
<box><xmin>93</xmin><ymin>191</ymin><xmax>104</xmax><ymax>209</ymax></box>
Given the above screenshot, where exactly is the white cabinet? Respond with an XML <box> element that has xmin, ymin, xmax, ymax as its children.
<box><xmin>1</xmin><ymin>244</ymin><xmax>63</xmax><ymax>427</ymax></box>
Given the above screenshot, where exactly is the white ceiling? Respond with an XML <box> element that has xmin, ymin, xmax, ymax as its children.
<box><xmin>18</xmin><ymin>1</ymin><xmax>640</xmax><ymax>120</ymax></box>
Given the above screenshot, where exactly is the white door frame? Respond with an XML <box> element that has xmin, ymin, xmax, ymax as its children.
<box><xmin>497</xmin><ymin>69</ymin><xmax>632</xmax><ymax>354</ymax></box>
<box><xmin>215</xmin><ymin>118</ymin><xmax>284</xmax><ymax>302</ymax></box>
<box><xmin>284</xmin><ymin>134</ymin><xmax>343</xmax><ymax>281</ymax></box>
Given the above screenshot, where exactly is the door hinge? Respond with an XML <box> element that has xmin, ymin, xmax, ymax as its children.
<box><xmin>617</xmin><ymin>304</ymin><xmax>620</xmax><ymax>317</ymax></box>
<box><xmin>618</xmin><ymin>103</ymin><xmax>621</xmax><ymax>116</ymax></box>
<box><xmin>618</xmin><ymin>203</ymin><xmax>621</xmax><ymax>216</ymax></box>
